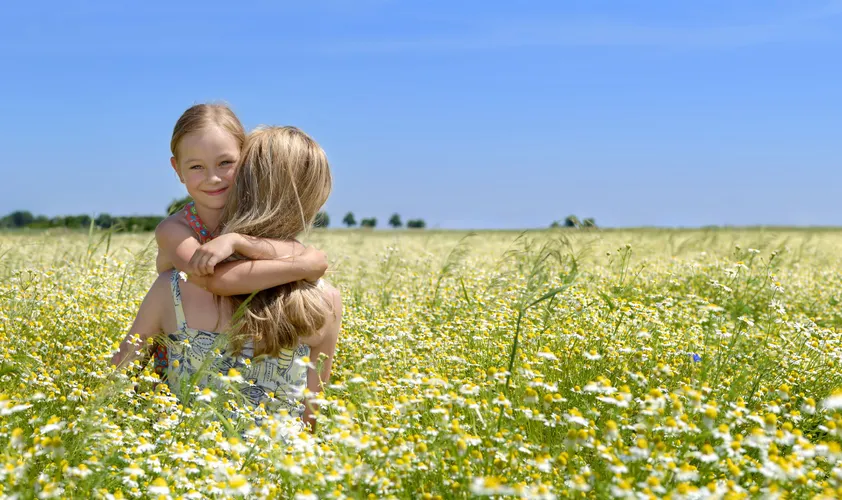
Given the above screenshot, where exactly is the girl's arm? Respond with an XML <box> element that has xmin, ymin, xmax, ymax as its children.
<box><xmin>188</xmin><ymin>246</ymin><xmax>328</xmax><ymax>296</ymax></box>
<box><xmin>301</xmin><ymin>285</ymin><xmax>343</xmax><ymax>432</ymax></box>
<box><xmin>187</xmin><ymin>233</ymin><xmax>315</xmax><ymax>276</ymax></box>
<box><xmin>155</xmin><ymin>218</ymin><xmax>205</xmax><ymax>273</ymax></box>
<box><xmin>156</xmin><ymin>220</ymin><xmax>327</xmax><ymax>296</ymax></box>
<box><xmin>111</xmin><ymin>274</ymin><xmax>168</xmax><ymax>370</ymax></box>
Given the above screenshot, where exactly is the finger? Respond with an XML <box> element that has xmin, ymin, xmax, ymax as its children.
<box><xmin>192</xmin><ymin>259</ymin><xmax>206</xmax><ymax>277</ymax></box>
<box><xmin>206</xmin><ymin>253</ymin><xmax>217</xmax><ymax>273</ymax></box>
<box><xmin>197</xmin><ymin>255</ymin><xmax>208</xmax><ymax>276</ymax></box>
<box><xmin>201</xmin><ymin>254</ymin><xmax>214</xmax><ymax>276</ymax></box>
<box><xmin>188</xmin><ymin>251</ymin><xmax>203</xmax><ymax>275</ymax></box>
<box><xmin>191</xmin><ymin>253</ymin><xmax>207</xmax><ymax>276</ymax></box>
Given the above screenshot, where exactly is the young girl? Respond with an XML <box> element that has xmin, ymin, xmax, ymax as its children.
<box><xmin>150</xmin><ymin>104</ymin><xmax>329</xmax><ymax>379</ymax></box>
<box><xmin>113</xmin><ymin>126</ymin><xmax>342</xmax><ymax>431</ymax></box>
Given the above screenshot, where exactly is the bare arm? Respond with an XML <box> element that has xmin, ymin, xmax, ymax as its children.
<box><xmin>187</xmin><ymin>233</ymin><xmax>314</xmax><ymax>274</ymax></box>
<box><xmin>155</xmin><ymin>218</ymin><xmax>203</xmax><ymax>274</ymax></box>
<box><xmin>157</xmin><ymin>222</ymin><xmax>328</xmax><ymax>296</ymax></box>
<box><xmin>111</xmin><ymin>275</ymin><xmax>168</xmax><ymax>370</ymax></box>
<box><xmin>233</xmin><ymin>234</ymin><xmax>309</xmax><ymax>260</ymax></box>
<box><xmin>188</xmin><ymin>246</ymin><xmax>328</xmax><ymax>296</ymax></box>
<box><xmin>302</xmin><ymin>285</ymin><xmax>343</xmax><ymax>432</ymax></box>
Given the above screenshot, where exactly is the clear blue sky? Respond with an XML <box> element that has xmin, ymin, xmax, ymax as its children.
<box><xmin>2</xmin><ymin>0</ymin><xmax>841</xmax><ymax>229</ymax></box>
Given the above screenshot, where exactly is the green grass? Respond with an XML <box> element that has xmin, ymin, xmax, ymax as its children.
<box><xmin>1</xmin><ymin>229</ymin><xmax>841</xmax><ymax>498</ymax></box>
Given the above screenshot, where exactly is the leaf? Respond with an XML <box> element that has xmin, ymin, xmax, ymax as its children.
<box><xmin>528</xmin><ymin>281</ymin><xmax>576</xmax><ymax>309</ymax></box>
<box><xmin>599</xmin><ymin>291</ymin><xmax>615</xmax><ymax>312</ymax></box>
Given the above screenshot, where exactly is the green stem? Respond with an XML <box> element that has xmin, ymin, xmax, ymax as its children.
<box><xmin>497</xmin><ymin>310</ymin><xmax>524</xmax><ymax>432</ymax></box>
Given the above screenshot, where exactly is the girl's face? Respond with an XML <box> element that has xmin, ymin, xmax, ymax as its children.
<box><xmin>170</xmin><ymin>125</ymin><xmax>240</xmax><ymax>211</ymax></box>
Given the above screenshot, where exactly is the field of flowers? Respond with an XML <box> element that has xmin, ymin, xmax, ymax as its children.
<box><xmin>1</xmin><ymin>228</ymin><xmax>842</xmax><ymax>499</ymax></box>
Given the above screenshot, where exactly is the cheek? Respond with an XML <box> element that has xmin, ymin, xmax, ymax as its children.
<box><xmin>184</xmin><ymin>170</ymin><xmax>206</xmax><ymax>187</ymax></box>
<box><xmin>224</xmin><ymin>166</ymin><xmax>238</xmax><ymax>183</ymax></box>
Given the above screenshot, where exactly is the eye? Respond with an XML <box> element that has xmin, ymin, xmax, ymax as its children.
<box><xmin>190</xmin><ymin>164</ymin><xmax>203</xmax><ymax>170</ymax></box>
<box><xmin>220</xmin><ymin>160</ymin><xmax>234</xmax><ymax>167</ymax></box>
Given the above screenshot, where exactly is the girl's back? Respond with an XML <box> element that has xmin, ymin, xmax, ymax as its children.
<box><xmin>171</xmin><ymin>271</ymin><xmax>333</xmax><ymax>347</ymax></box>
<box><xmin>163</xmin><ymin>271</ymin><xmax>336</xmax><ymax>419</ymax></box>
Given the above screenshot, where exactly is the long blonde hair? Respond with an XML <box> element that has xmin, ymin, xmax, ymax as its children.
<box><xmin>221</xmin><ymin>126</ymin><xmax>333</xmax><ymax>356</ymax></box>
<box><xmin>171</xmin><ymin>103</ymin><xmax>246</xmax><ymax>160</ymax></box>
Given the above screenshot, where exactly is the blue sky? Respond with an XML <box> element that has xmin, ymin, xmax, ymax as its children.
<box><xmin>1</xmin><ymin>0</ymin><xmax>841</xmax><ymax>229</ymax></box>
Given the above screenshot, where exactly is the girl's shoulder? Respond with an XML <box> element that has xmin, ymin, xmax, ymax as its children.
<box><xmin>156</xmin><ymin>202</ymin><xmax>208</xmax><ymax>240</ymax></box>
<box><xmin>155</xmin><ymin>213</ymin><xmax>196</xmax><ymax>242</ymax></box>
<box><xmin>170</xmin><ymin>201</ymin><xmax>215</xmax><ymax>243</ymax></box>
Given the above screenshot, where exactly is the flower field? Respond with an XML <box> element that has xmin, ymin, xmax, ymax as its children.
<box><xmin>1</xmin><ymin>228</ymin><xmax>842</xmax><ymax>499</ymax></box>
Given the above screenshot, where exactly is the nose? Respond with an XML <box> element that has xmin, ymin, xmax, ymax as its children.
<box><xmin>206</xmin><ymin>167</ymin><xmax>222</xmax><ymax>183</ymax></box>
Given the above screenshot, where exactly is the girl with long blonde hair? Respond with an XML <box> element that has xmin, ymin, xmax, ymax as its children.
<box><xmin>150</xmin><ymin>103</ymin><xmax>329</xmax><ymax>380</ymax></box>
<box><xmin>112</xmin><ymin>126</ymin><xmax>342</xmax><ymax>431</ymax></box>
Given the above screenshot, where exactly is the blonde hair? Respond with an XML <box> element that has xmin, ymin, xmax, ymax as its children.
<box><xmin>221</xmin><ymin>126</ymin><xmax>333</xmax><ymax>356</ymax></box>
<box><xmin>170</xmin><ymin>103</ymin><xmax>246</xmax><ymax>160</ymax></box>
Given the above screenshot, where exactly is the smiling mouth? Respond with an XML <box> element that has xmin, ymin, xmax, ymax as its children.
<box><xmin>204</xmin><ymin>187</ymin><xmax>228</xmax><ymax>196</ymax></box>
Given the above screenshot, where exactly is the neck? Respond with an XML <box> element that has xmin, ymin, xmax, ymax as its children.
<box><xmin>193</xmin><ymin>203</ymin><xmax>223</xmax><ymax>233</ymax></box>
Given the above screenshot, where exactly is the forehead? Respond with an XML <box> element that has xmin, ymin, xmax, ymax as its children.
<box><xmin>177</xmin><ymin>125</ymin><xmax>241</xmax><ymax>160</ymax></box>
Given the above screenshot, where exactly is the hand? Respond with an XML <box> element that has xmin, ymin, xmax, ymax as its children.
<box><xmin>187</xmin><ymin>234</ymin><xmax>238</xmax><ymax>276</ymax></box>
<box><xmin>298</xmin><ymin>246</ymin><xmax>328</xmax><ymax>283</ymax></box>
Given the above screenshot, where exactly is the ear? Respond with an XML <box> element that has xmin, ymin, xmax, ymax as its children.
<box><xmin>170</xmin><ymin>157</ymin><xmax>184</xmax><ymax>183</ymax></box>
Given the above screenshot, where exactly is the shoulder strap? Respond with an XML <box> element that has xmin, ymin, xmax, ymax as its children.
<box><xmin>169</xmin><ymin>270</ymin><xmax>188</xmax><ymax>330</ymax></box>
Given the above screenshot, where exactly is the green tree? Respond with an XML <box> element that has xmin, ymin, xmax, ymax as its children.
<box><xmin>65</xmin><ymin>215</ymin><xmax>92</xmax><ymax>229</ymax></box>
<box><xmin>564</xmin><ymin>215</ymin><xmax>580</xmax><ymax>228</ymax></box>
<box><xmin>140</xmin><ymin>216</ymin><xmax>163</xmax><ymax>231</ymax></box>
<box><xmin>314</xmin><ymin>211</ymin><xmax>330</xmax><ymax>228</ymax></box>
<box><xmin>9</xmin><ymin>211</ymin><xmax>34</xmax><ymax>228</ymax></box>
<box><xmin>360</xmin><ymin>217</ymin><xmax>377</xmax><ymax>228</ymax></box>
<box><xmin>95</xmin><ymin>213</ymin><xmax>114</xmax><ymax>229</ymax></box>
<box><xmin>342</xmin><ymin>212</ymin><xmax>356</xmax><ymax>227</ymax></box>
<box><xmin>407</xmin><ymin>219</ymin><xmax>426</xmax><ymax>229</ymax></box>
<box><xmin>167</xmin><ymin>195</ymin><xmax>193</xmax><ymax>216</ymax></box>
<box><xmin>388</xmin><ymin>213</ymin><xmax>402</xmax><ymax>228</ymax></box>
<box><xmin>550</xmin><ymin>221</ymin><xmax>561</xmax><ymax>228</ymax></box>
<box><xmin>0</xmin><ymin>213</ymin><xmax>14</xmax><ymax>228</ymax></box>
<box><xmin>120</xmin><ymin>217</ymin><xmax>137</xmax><ymax>232</ymax></box>
<box><xmin>582</xmin><ymin>218</ymin><xmax>597</xmax><ymax>228</ymax></box>
<box><xmin>30</xmin><ymin>215</ymin><xmax>50</xmax><ymax>229</ymax></box>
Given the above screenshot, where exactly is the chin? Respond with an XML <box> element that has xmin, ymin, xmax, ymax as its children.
<box><xmin>206</xmin><ymin>200</ymin><xmax>227</xmax><ymax>210</ymax></box>
<box><xmin>192</xmin><ymin>196</ymin><xmax>226</xmax><ymax>210</ymax></box>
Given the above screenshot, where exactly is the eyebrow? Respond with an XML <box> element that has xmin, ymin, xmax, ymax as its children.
<box><xmin>182</xmin><ymin>153</ymin><xmax>237</xmax><ymax>164</ymax></box>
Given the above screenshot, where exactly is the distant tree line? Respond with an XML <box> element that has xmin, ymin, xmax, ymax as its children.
<box><xmin>337</xmin><ymin>212</ymin><xmax>426</xmax><ymax>229</ymax></box>
<box><xmin>0</xmin><ymin>210</ymin><xmax>163</xmax><ymax>231</ymax></box>
<box><xmin>172</xmin><ymin>196</ymin><xmax>426</xmax><ymax>230</ymax></box>
<box><xmin>551</xmin><ymin>215</ymin><xmax>597</xmax><ymax>229</ymax></box>
<box><xmin>1</xmin><ymin>196</ymin><xmax>428</xmax><ymax>232</ymax></box>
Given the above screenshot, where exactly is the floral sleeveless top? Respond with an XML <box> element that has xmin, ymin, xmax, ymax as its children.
<box><xmin>164</xmin><ymin>270</ymin><xmax>310</xmax><ymax>419</ymax></box>
<box><xmin>183</xmin><ymin>201</ymin><xmax>216</xmax><ymax>243</ymax></box>
<box><xmin>153</xmin><ymin>202</ymin><xmax>215</xmax><ymax>379</ymax></box>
